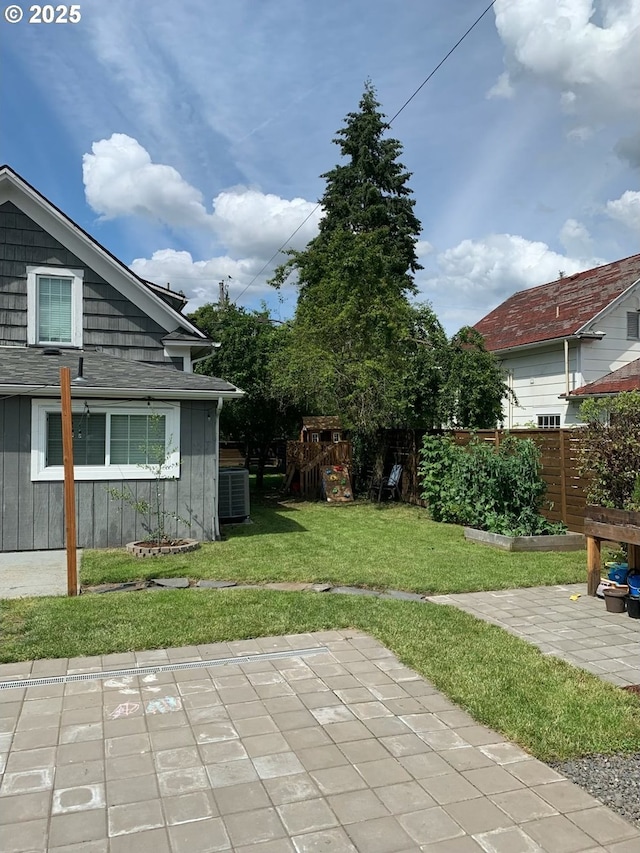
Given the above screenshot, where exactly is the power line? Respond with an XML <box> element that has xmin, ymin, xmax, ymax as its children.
<box><xmin>234</xmin><ymin>0</ymin><xmax>498</xmax><ymax>305</ymax></box>
<box><xmin>387</xmin><ymin>0</ymin><xmax>497</xmax><ymax>126</ymax></box>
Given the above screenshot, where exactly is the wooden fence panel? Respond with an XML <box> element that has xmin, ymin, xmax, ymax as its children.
<box><xmin>388</xmin><ymin>428</ymin><xmax>591</xmax><ymax>533</ymax></box>
<box><xmin>286</xmin><ymin>441</ymin><xmax>352</xmax><ymax>498</ymax></box>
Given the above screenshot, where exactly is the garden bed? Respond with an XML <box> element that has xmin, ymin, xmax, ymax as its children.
<box><xmin>464</xmin><ymin>527</ymin><xmax>585</xmax><ymax>552</ymax></box>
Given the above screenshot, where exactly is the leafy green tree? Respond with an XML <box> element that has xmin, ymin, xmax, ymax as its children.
<box><xmin>191</xmin><ymin>303</ymin><xmax>300</xmax><ymax>488</ymax></box>
<box><xmin>578</xmin><ymin>391</ymin><xmax>640</xmax><ymax>510</ymax></box>
<box><xmin>271</xmin><ymin>83</ymin><xmax>422</xmax><ymax>434</ymax></box>
<box><xmin>440</xmin><ymin>327</ymin><xmax>514</xmax><ymax>429</ymax></box>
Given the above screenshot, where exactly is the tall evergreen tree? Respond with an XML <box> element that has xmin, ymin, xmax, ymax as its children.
<box><xmin>272</xmin><ymin>83</ymin><xmax>422</xmax><ymax>433</ymax></box>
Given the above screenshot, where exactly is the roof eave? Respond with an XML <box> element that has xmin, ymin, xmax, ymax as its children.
<box><xmin>1</xmin><ymin>384</ymin><xmax>245</xmax><ymax>400</ymax></box>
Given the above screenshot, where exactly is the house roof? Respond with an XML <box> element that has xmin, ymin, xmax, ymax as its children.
<box><xmin>0</xmin><ymin>346</ymin><xmax>243</xmax><ymax>400</ymax></box>
<box><xmin>0</xmin><ymin>165</ymin><xmax>208</xmax><ymax>343</ymax></box>
<box><xmin>569</xmin><ymin>358</ymin><xmax>640</xmax><ymax>398</ymax></box>
<box><xmin>474</xmin><ymin>254</ymin><xmax>640</xmax><ymax>352</ymax></box>
<box><xmin>302</xmin><ymin>416</ymin><xmax>342</xmax><ymax>431</ymax></box>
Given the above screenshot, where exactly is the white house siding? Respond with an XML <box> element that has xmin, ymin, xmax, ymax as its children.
<box><xmin>579</xmin><ymin>291</ymin><xmax>640</xmax><ymax>384</ymax></box>
<box><xmin>498</xmin><ymin>343</ymin><xmax>581</xmax><ymax>428</ymax></box>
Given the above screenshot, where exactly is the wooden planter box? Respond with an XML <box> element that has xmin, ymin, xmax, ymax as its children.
<box><xmin>584</xmin><ymin>505</ymin><xmax>640</xmax><ymax>595</ymax></box>
<box><xmin>464</xmin><ymin>528</ymin><xmax>585</xmax><ymax>552</ymax></box>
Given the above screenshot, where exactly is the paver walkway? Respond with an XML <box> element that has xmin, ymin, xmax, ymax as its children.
<box><xmin>1</xmin><ymin>630</ymin><xmax>638</xmax><ymax>853</ymax></box>
<box><xmin>428</xmin><ymin>583</ymin><xmax>640</xmax><ymax>688</ymax></box>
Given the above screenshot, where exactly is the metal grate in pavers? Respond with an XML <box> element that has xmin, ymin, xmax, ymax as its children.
<box><xmin>0</xmin><ymin>646</ymin><xmax>328</xmax><ymax>690</ymax></box>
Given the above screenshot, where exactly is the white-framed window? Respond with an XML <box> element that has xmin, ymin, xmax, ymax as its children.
<box><xmin>27</xmin><ymin>266</ymin><xmax>84</xmax><ymax>347</ymax></box>
<box><xmin>627</xmin><ymin>311</ymin><xmax>639</xmax><ymax>341</ymax></box>
<box><xmin>311</xmin><ymin>432</ymin><xmax>320</xmax><ymax>443</ymax></box>
<box><xmin>332</xmin><ymin>432</ymin><xmax>341</xmax><ymax>443</ymax></box>
<box><xmin>537</xmin><ymin>414</ymin><xmax>561</xmax><ymax>429</ymax></box>
<box><xmin>31</xmin><ymin>399</ymin><xmax>180</xmax><ymax>481</ymax></box>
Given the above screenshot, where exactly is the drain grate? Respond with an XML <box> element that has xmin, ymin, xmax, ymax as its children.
<box><xmin>0</xmin><ymin>646</ymin><xmax>329</xmax><ymax>690</ymax></box>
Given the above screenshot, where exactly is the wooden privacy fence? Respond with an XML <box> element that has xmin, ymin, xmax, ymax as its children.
<box><xmin>286</xmin><ymin>441</ymin><xmax>352</xmax><ymax>498</ymax></box>
<box><xmin>383</xmin><ymin>428</ymin><xmax>591</xmax><ymax>533</ymax></box>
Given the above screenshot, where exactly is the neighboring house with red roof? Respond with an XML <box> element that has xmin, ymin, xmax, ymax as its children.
<box><xmin>474</xmin><ymin>254</ymin><xmax>640</xmax><ymax>427</ymax></box>
<box><xmin>568</xmin><ymin>357</ymin><xmax>640</xmax><ymax>399</ymax></box>
<box><xmin>0</xmin><ymin>165</ymin><xmax>244</xmax><ymax>551</ymax></box>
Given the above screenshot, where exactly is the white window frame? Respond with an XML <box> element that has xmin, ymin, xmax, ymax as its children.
<box><xmin>27</xmin><ymin>266</ymin><xmax>84</xmax><ymax>348</ymax></box>
<box><xmin>31</xmin><ymin>399</ymin><xmax>181</xmax><ymax>482</ymax></box>
<box><xmin>311</xmin><ymin>432</ymin><xmax>320</xmax><ymax>443</ymax></box>
<box><xmin>537</xmin><ymin>414</ymin><xmax>561</xmax><ymax>429</ymax></box>
<box><xmin>332</xmin><ymin>432</ymin><xmax>341</xmax><ymax>443</ymax></box>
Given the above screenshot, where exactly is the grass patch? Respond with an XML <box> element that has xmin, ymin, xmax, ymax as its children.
<box><xmin>0</xmin><ymin>588</ymin><xmax>637</xmax><ymax>761</ymax></box>
<box><xmin>82</xmin><ymin>496</ymin><xmax>585</xmax><ymax>593</ymax></box>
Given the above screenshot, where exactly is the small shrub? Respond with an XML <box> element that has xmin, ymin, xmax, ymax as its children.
<box><xmin>418</xmin><ymin>433</ymin><xmax>565</xmax><ymax>536</ymax></box>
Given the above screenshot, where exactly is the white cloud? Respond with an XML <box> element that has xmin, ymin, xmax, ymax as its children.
<box><xmin>83</xmin><ymin>134</ymin><xmax>322</xmax><ymax>260</ymax></box>
<box><xmin>605</xmin><ymin>190</ymin><xmax>640</xmax><ymax>232</ymax></box>
<box><xmin>491</xmin><ymin>0</ymin><xmax>640</xmax><ymax>122</ymax></box>
<box><xmin>83</xmin><ymin>134</ymin><xmax>211</xmax><ymax>227</ymax></box>
<box><xmin>130</xmin><ymin>249</ymin><xmax>270</xmax><ymax>311</ymax></box>
<box><xmin>420</xmin><ymin>233</ymin><xmax>605</xmax><ymax>331</ymax></box>
<box><xmin>559</xmin><ymin>218</ymin><xmax>593</xmax><ymax>255</ymax></box>
<box><xmin>486</xmin><ymin>71</ymin><xmax>514</xmax><ymax>100</ymax></box>
<box><xmin>211</xmin><ymin>186</ymin><xmax>321</xmax><ymax>257</ymax></box>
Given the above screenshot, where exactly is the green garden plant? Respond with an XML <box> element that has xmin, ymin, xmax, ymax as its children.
<box><xmin>418</xmin><ymin>433</ymin><xmax>565</xmax><ymax>536</ymax></box>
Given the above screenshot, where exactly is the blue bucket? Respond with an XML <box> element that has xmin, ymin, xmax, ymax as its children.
<box><xmin>608</xmin><ymin>564</ymin><xmax>629</xmax><ymax>584</ymax></box>
<box><xmin>628</xmin><ymin>573</ymin><xmax>640</xmax><ymax>598</ymax></box>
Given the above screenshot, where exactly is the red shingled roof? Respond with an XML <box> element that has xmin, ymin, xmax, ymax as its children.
<box><xmin>474</xmin><ymin>254</ymin><xmax>640</xmax><ymax>352</ymax></box>
<box><xmin>570</xmin><ymin>358</ymin><xmax>640</xmax><ymax>397</ymax></box>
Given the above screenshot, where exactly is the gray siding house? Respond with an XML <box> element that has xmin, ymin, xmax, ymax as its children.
<box><xmin>0</xmin><ymin>165</ymin><xmax>243</xmax><ymax>551</ymax></box>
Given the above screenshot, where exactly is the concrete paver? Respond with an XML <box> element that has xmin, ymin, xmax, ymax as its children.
<box><xmin>428</xmin><ymin>583</ymin><xmax>640</xmax><ymax>686</ymax></box>
<box><xmin>0</xmin><ymin>631</ymin><xmax>638</xmax><ymax>852</ymax></box>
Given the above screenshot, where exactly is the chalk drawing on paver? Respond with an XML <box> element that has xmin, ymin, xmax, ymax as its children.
<box><xmin>146</xmin><ymin>696</ymin><xmax>182</xmax><ymax>714</ymax></box>
<box><xmin>108</xmin><ymin>702</ymin><xmax>140</xmax><ymax>719</ymax></box>
<box><xmin>52</xmin><ymin>784</ymin><xmax>105</xmax><ymax>814</ymax></box>
<box><xmin>104</xmin><ymin>676</ymin><xmax>134</xmax><ymax>689</ymax></box>
<box><xmin>142</xmin><ymin>674</ymin><xmax>158</xmax><ymax>682</ymax></box>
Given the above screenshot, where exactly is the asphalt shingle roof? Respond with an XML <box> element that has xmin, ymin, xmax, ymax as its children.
<box><xmin>0</xmin><ymin>347</ymin><xmax>241</xmax><ymax>396</ymax></box>
<box><xmin>474</xmin><ymin>254</ymin><xmax>640</xmax><ymax>352</ymax></box>
<box><xmin>570</xmin><ymin>357</ymin><xmax>640</xmax><ymax>397</ymax></box>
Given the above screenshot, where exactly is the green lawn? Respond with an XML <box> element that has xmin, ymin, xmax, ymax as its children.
<box><xmin>3</xmin><ymin>490</ymin><xmax>633</xmax><ymax>763</ymax></box>
<box><xmin>82</xmin><ymin>494</ymin><xmax>586</xmax><ymax>593</ymax></box>
<box><xmin>1</xmin><ymin>588</ymin><xmax>638</xmax><ymax>761</ymax></box>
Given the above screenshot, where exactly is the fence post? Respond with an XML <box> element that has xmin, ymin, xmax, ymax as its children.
<box><xmin>559</xmin><ymin>430</ymin><xmax>568</xmax><ymax>526</ymax></box>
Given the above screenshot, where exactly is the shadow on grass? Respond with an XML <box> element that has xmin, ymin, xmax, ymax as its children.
<box><xmin>220</xmin><ymin>498</ymin><xmax>308</xmax><ymax>538</ymax></box>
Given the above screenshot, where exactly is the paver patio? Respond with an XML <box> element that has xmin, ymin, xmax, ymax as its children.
<box><xmin>0</xmin><ymin>630</ymin><xmax>638</xmax><ymax>852</ymax></box>
<box><xmin>428</xmin><ymin>583</ymin><xmax>640</xmax><ymax>687</ymax></box>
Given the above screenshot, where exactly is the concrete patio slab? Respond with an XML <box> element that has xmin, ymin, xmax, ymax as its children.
<box><xmin>0</xmin><ymin>550</ymin><xmax>78</xmax><ymax>599</ymax></box>
<box><xmin>426</xmin><ymin>583</ymin><xmax>640</xmax><ymax>687</ymax></box>
<box><xmin>0</xmin><ymin>631</ymin><xmax>638</xmax><ymax>852</ymax></box>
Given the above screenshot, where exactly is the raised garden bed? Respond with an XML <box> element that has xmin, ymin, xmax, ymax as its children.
<box><xmin>464</xmin><ymin>528</ymin><xmax>585</xmax><ymax>552</ymax></box>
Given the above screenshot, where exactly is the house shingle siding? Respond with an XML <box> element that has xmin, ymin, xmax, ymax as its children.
<box><xmin>0</xmin><ymin>201</ymin><xmax>173</xmax><ymax>361</ymax></box>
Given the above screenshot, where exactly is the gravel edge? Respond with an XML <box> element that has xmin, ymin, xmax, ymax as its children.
<box><xmin>549</xmin><ymin>753</ymin><xmax>640</xmax><ymax>828</ymax></box>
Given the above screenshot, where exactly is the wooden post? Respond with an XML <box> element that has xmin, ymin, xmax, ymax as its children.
<box><xmin>60</xmin><ymin>367</ymin><xmax>78</xmax><ymax>597</ymax></box>
<box><xmin>628</xmin><ymin>543</ymin><xmax>640</xmax><ymax>571</ymax></box>
<box><xmin>586</xmin><ymin>535</ymin><xmax>601</xmax><ymax>596</ymax></box>
<box><xmin>559</xmin><ymin>430</ymin><xmax>568</xmax><ymax>526</ymax></box>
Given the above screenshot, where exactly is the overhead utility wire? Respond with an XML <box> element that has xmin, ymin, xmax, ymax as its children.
<box><xmin>235</xmin><ymin>0</ymin><xmax>498</xmax><ymax>305</ymax></box>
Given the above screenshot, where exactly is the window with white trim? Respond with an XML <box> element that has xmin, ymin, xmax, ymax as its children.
<box><xmin>31</xmin><ymin>400</ymin><xmax>180</xmax><ymax>481</ymax></box>
<box><xmin>537</xmin><ymin>414</ymin><xmax>560</xmax><ymax>428</ymax></box>
<box><xmin>27</xmin><ymin>266</ymin><xmax>84</xmax><ymax>347</ymax></box>
<box><xmin>311</xmin><ymin>432</ymin><xmax>320</xmax><ymax>443</ymax></box>
<box><xmin>332</xmin><ymin>432</ymin><xmax>341</xmax><ymax>443</ymax></box>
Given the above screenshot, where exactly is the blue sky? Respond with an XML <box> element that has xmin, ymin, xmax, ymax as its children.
<box><xmin>1</xmin><ymin>0</ymin><xmax>638</xmax><ymax>333</ymax></box>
